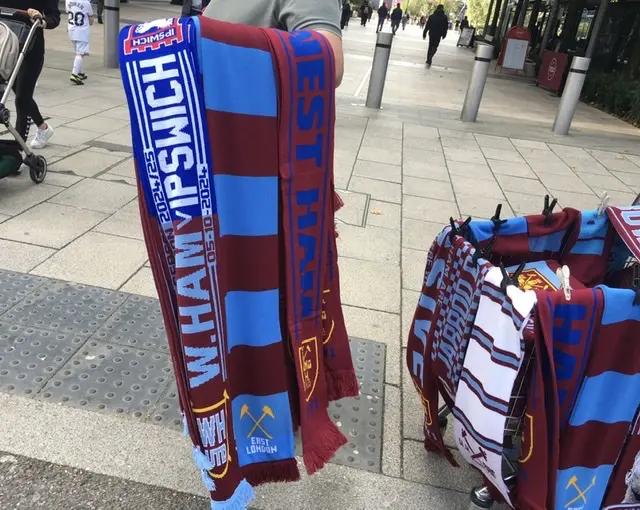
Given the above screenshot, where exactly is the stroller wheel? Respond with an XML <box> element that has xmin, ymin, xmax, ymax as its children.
<box><xmin>26</xmin><ymin>154</ymin><xmax>47</xmax><ymax>184</ymax></box>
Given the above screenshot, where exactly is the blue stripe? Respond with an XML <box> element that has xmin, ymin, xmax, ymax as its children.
<box><xmin>599</xmin><ymin>286</ymin><xmax>640</xmax><ymax>325</ymax></box>
<box><xmin>569</xmin><ymin>208</ymin><xmax>609</xmax><ymax>255</ymax></box>
<box><xmin>214</xmin><ymin>175</ymin><xmax>278</xmax><ymax>237</ymax></box>
<box><xmin>451</xmin><ymin>407</ymin><xmax>502</xmax><ymax>453</ymax></box>
<box><xmin>472</xmin><ymin>326</ymin><xmax>520</xmax><ymax>369</ymax></box>
<box><xmin>200</xmin><ymin>39</ymin><xmax>277</xmax><ymax>117</ymax></box>
<box><xmin>506</xmin><ymin>260</ymin><xmax>561</xmax><ymax>290</ymax></box>
<box><xmin>194</xmin><ymin>17</ymin><xmax>203</xmax><ymax>75</ymax></box>
<box><xmin>571</xmin><ymin>238</ymin><xmax>605</xmax><ymax>255</ymax></box>
<box><xmin>225</xmin><ymin>290</ymin><xmax>282</xmax><ymax>351</ymax></box>
<box><xmin>315</xmin><ymin>32</ymin><xmax>333</xmax><ymax>330</ymax></box>
<box><xmin>469</xmin><ymin>216</ymin><xmax>528</xmax><ymax>242</ymax></box>
<box><xmin>459</xmin><ymin>371</ymin><xmax>509</xmax><ymax>413</ymax></box>
<box><xmin>555</xmin><ymin>465</ymin><xmax>613</xmax><ymax>510</ymax></box>
<box><xmin>277</xmin><ymin>31</ymin><xmax>299</xmax><ymax>343</ymax></box>
<box><xmin>569</xmin><ymin>372</ymin><xmax>640</xmax><ymax>426</ymax></box>
<box><xmin>528</xmin><ymin>230</ymin><xmax>566</xmax><ymax>253</ymax></box>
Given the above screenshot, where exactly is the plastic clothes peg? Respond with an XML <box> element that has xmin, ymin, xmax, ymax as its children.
<box><xmin>556</xmin><ymin>265</ymin><xmax>572</xmax><ymax>301</ymax></box>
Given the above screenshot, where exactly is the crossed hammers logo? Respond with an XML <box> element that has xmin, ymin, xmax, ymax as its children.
<box><xmin>565</xmin><ymin>475</ymin><xmax>596</xmax><ymax>508</ymax></box>
<box><xmin>240</xmin><ymin>404</ymin><xmax>275</xmax><ymax>439</ymax></box>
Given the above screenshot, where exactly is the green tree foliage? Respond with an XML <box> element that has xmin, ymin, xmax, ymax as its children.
<box><xmin>402</xmin><ymin>0</ymin><xmax>463</xmax><ymax>17</ymax></box>
<box><xmin>466</xmin><ymin>0</ymin><xmax>490</xmax><ymax>28</ymax></box>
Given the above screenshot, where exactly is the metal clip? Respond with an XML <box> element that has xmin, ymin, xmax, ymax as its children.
<box><xmin>491</xmin><ymin>204</ymin><xmax>507</xmax><ymax>233</ymax></box>
<box><xmin>499</xmin><ymin>261</ymin><xmax>525</xmax><ymax>293</ymax></box>
<box><xmin>556</xmin><ymin>265</ymin><xmax>572</xmax><ymax>301</ymax></box>
<box><xmin>449</xmin><ymin>216</ymin><xmax>472</xmax><ymax>238</ymax></box>
<box><xmin>542</xmin><ymin>195</ymin><xmax>558</xmax><ymax>227</ymax></box>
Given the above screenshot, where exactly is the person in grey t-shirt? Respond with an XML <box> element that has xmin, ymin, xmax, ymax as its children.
<box><xmin>203</xmin><ymin>0</ymin><xmax>344</xmax><ymax>86</ymax></box>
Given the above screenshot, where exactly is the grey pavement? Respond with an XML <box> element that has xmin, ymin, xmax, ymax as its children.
<box><xmin>0</xmin><ymin>4</ymin><xmax>638</xmax><ymax>509</ymax></box>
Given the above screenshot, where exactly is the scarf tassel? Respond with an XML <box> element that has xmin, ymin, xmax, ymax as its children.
<box><xmin>302</xmin><ymin>421</ymin><xmax>348</xmax><ymax>475</ymax></box>
<box><xmin>325</xmin><ymin>370</ymin><xmax>360</xmax><ymax>401</ymax></box>
<box><xmin>243</xmin><ymin>458</ymin><xmax>301</xmax><ymax>486</ymax></box>
<box><xmin>209</xmin><ymin>479</ymin><xmax>255</xmax><ymax>510</ymax></box>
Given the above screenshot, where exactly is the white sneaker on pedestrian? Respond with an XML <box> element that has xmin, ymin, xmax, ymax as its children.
<box><xmin>30</xmin><ymin>124</ymin><xmax>54</xmax><ymax>149</ymax></box>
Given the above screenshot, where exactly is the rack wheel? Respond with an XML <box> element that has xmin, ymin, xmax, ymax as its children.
<box><xmin>438</xmin><ymin>414</ymin><xmax>448</xmax><ymax>433</ymax></box>
<box><xmin>469</xmin><ymin>486</ymin><xmax>494</xmax><ymax>509</ymax></box>
<box><xmin>26</xmin><ymin>154</ymin><xmax>47</xmax><ymax>184</ymax></box>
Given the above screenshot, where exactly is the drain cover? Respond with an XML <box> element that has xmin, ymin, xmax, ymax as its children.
<box><xmin>38</xmin><ymin>339</ymin><xmax>172</xmax><ymax>416</ymax></box>
<box><xmin>3</xmin><ymin>281</ymin><xmax>127</xmax><ymax>337</ymax></box>
<box><xmin>93</xmin><ymin>295</ymin><xmax>168</xmax><ymax>353</ymax></box>
<box><xmin>0</xmin><ymin>322</ymin><xmax>86</xmax><ymax>397</ymax></box>
<box><xmin>350</xmin><ymin>337</ymin><xmax>385</xmax><ymax>398</ymax></box>
<box><xmin>0</xmin><ymin>270</ymin><xmax>45</xmax><ymax>314</ymax></box>
<box><xmin>148</xmin><ymin>381</ymin><xmax>183</xmax><ymax>430</ymax></box>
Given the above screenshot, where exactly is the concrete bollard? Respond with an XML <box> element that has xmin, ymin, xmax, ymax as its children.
<box><xmin>460</xmin><ymin>43</ymin><xmax>493</xmax><ymax>123</ymax></box>
<box><xmin>552</xmin><ymin>56</ymin><xmax>590</xmax><ymax>135</ymax></box>
<box><xmin>103</xmin><ymin>0</ymin><xmax>121</xmax><ymax>69</ymax></box>
<box><xmin>365</xmin><ymin>31</ymin><xmax>393</xmax><ymax>109</ymax></box>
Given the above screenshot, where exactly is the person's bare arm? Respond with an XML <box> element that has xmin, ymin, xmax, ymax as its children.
<box><xmin>315</xmin><ymin>30</ymin><xmax>344</xmax><ymax>87</ymax></box>
<box><xmin>280</xmin><ymin>0</ymin><xmax>344</xmax><ymax>88</ymax></box>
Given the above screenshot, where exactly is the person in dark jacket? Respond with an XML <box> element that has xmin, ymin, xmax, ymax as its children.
<box><xmin>0</xmin><ymin>0</ymin><xmax>59</xmax><ymax>148</ymax></box>
<box><xmin>341</xmin><ymin>0</ymin><xmax>351</xmax><ymax>29</ymax></box>
<box><xmin>460</xmin><ymin>16</ymin><xmax>469</xmax><ymax>30</ymax></box>
<box><xmin>390</xmin><ymin>3</ymin><xmax>402</xmax><ymax>35</ymax></box>
<box><xmin>376</xmin><ymin>3</ymin><xmax>388</xmax><ymax>32</ymax></box>
<box><xmin>359</xmin><ymin>2</ymin><xmax>369</xmax><ymax>26</ymax></box>
<box><xmin>423</xmin><ymin>4</ymin><xmax>448</xmax><ymax>68</ymax></box>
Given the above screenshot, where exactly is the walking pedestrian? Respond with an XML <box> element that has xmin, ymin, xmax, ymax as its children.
<box><xmin>96</xmin><ymin>0</ymin><xmax>103</xmax><ymax>23</ymax></box>
<box><xmin>341</xmin><ymin>0</ymin><xmax>351</xmax><ymax>30</ymax></box>
<box><xmin>204</xmin><ymin>0</ymin><xmax>344</xmax><ymax>86</ymax></box>
<box><xmin>376</xmin><ymin>2</ymin><xmax>388</xmax><ymax>32</ymax></box>
<box><xmin>402</xmin><ymin>11</ymin><xmax>409</xmax><ymax>30</ymax></box>
<box><xmin>460</xmin><ymin>16</ymin><xmax>469</xmax><ymax>31</ymax></box>
<box><xmin>66</xmin><ymin>0</ymin><xmax>93</xmax><ymax>85</ymax></box>
<box><xmin>390</xmin><ymin>3</ymin><xmax>402</xmax><ymax>35</ymax></box>
<box><xmin>423</xmin><ymin>4</ymin><xmax>448</xmax><ymax>68</ymax></box>
<box><xmin>0</xmin><ymin>0</ymin><xmax>59</xmax><ymax>148</ymax></box>
<box><xmin>359</xmin><ymin>2</ymin><xmax>369</xmax><ymax>26</ymax></box>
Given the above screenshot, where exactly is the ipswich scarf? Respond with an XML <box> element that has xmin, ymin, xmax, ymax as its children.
<box><xmin>120</xmin><ymin>16</ymin><xmax>349</xmax><ymax>508</ymax></box>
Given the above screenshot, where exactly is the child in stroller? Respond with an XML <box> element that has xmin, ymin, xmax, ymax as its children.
<box><xmin>0</xmin><ymin>8</ymin><xmax>49</xmax><ymax>183</ymax></box>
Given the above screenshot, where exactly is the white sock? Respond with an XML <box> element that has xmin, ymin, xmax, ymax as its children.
<box><xmin>72</xmin><ymin>55</ymin><xmax>83</xmax><ymax>75</ymax></box>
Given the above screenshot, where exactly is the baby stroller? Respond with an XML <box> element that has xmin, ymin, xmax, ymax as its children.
<box><xmin>0</xmin><ymin>8</ymin><xmax>47</xmax><ymax>184</ymax></box>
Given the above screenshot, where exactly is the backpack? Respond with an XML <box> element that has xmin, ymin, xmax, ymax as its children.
<box><xmin>0</xmin><ymin>22</ymin><xmax>19</xmax><ymax>82</ymax></box>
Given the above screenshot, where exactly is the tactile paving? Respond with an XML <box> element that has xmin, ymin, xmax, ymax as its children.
<box><xmin>0</xmin><ymin>270</ymin><xmax>45</xmax><ymax>314</ymax></box>
<box><xmin>38</xmin><ymin>339</ymin><xmax>173</xmax><ymax>416</ymax></box>
<box><xmin>0</xmin><ymin>322</ymin><xmax>86</xmax><ymax>397</ymax></box>
<box><xmin>2</xmin><ymin>281</ymin><xmax>128</xmax><ymax>337</ymax></box>
<box><xmin>329</xmin><ymin>393</ymin><xmax>384</xmax><ymax>473</ymax></box>
<box><xmin>93</xmin><ymin>295</ymin><xmax>168</xmax><ymax>353</ymax></box>
<box><xmin>350</xmin><ymin>337</ymin><xmax>385</xmax><ymax>398</ymax></box>
<box><xmin>148</xmin><ymin>381</ymin><xmax>183</xmax><ymax>430</ymax></box>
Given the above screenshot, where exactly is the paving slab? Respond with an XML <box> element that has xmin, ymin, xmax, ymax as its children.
<box><xmin>0</xmin><ymin>178</ymin><xmax>63</xmax><ymax>216</ymax></box>
<box><xmin>32</xmin><ymin>232</ymin><xmax>147</xmax><ymax>289</ymax></box>
<box><xmin>402</xmin><ymin>290</ymin><xmax>420</xmax><ymax>347</ymax></box>
<box><xmin>451</xmin><ymin>175</ymin><xmax>505</xmax><ymax>200</ymax></box>
<box><xmin>339</xmin><ymin>257</ymin><xmax>400</xmax><ymax>314</ymax></box>
<box><xmin>474</xmin><ymin>134</ymin><xmax>514</xmax><ymax>150</ymax></box>
<box><xmin>51</xmin><ymin>149</ymin><xmax>127</xmax><ymax>178</ymax></box>
<box><xmin>537</xmin><ymin>172</ymin><xmax>593</xmax><ymax>194</ymax></box>
<box><xmin>337</xmin><ymin>224</ymin><xmax>400</xmax><ymax>264</ymax></box>
<box><xmin>403</xmin><ymin>176</ymin><xmax>455</xmax><ymax>201</ymax></box>
<box><xmin>402</xmin><ymin>248</ymin><xmax>427</xmax><ymax>292</ymax></box>
<box><xmin>43</xmin><ymin>171</ymin><xmax>84</xmax><ymax>187</ymax></box>
<box><xmin>353</xmin><ymin>160</ymin><xmax>402</xmax><ymax>183</ymax></box>
<box><xmin>0</xmin><ymin>202</ymin><xmax>107</xmax><ymax>249</ymax></box>
<box><xmin>119</xmin><ymin>267</ymin><xmax>158</xmax><ymax>298</ymax></box>
<box><xmin>0</xmin><ymin>240</ymin><xmax>55</xmax><ymax>273</ymax></box>
<box><xmin>382</xmin><ymin>383</ymin><xmax>402</xmax><ymax>478</ymax></box>
<box><xmin>49</xmin><ymin>178</ymin><xmax>137</xmax><ymax>214</ymax></box>
<box><xmin>336</xmin><ymin>189</ymin><xmax>368</xmax><ymax>227</ymax></box>
<box><xmin>458</xmin><ymin>193</ymin><xmax>514</xmax><ymax>219</ymax></box>
<box><xmin>481</xmin><ymin>147</ymin><xmax>526</xmax><ymax>164</ymax></box>
<box><xmin>402</xmin><ymin>161</ymin><xmax>450</xmax><ymax>181</ymax></box>
<box><xmin>446</xmin><ymin>160</ymin><xmax>495</xmax><ymax>181</ymax></box>
<box><xmin>505</xmin><ymin>191</ymin><xmax>552</xmax><ymax>215</ymax></box>
<box><xmin>495</xmin><ymin>174</ymin><xmax>548</xmax><ymax>196</ymax></box>
<box><xmin>93</xmin><ymin>208</ymin><xmax>144</xmax><ymax>241</ymax></box>
<box><xmin>578</xmin><ymin>171</ymin><xmax>632</xmax><ymax>194</ymax></box>
<box><xmin>349</xmin><ymin>176</ymin><xmax>402</xmax><ymax>204</ymax></box>
<box><xmin>366</xmin><ymin>200</ymin><xmax>401</xmax><ymax>230</ymax></box>
<box><xmin>488</xmin><ymin>159</ymin><xmax>538</xmax><ymax>179</ymax></box>
<box><xmin>403</xmin><ymin>195</ymin><xmax>459</xmax><ymax>223</ymax></box>
<box><xmin>404</xmin><ymin>148</ymin><xmax>446</xmax><ymax>167</ymax></box>
<box><xmin>357</xmin><ymin>146</ymin><xmax>402</xmax><ymax>166</ymax></box>
<box><xmin>402</xmin><ymin>218</ymin><xmax>444</xmax><ymax>252</ymax></box>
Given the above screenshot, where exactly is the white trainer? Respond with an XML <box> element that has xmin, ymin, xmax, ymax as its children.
<box><xmin>30</xmin><ymin>124</ymin><xmax>54</xmax><ymax>149</ymax></box>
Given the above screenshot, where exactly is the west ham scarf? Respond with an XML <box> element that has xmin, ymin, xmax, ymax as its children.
<box><xmin>555</xmin><ymin>286</ymin><xmax>640</xmax><ymax>510</ymax></box>
<box><xmin>120</xmin><ymin>16</ymin><xmax>349</xmax><ymax>508</ymax></box>
<box><xmin>452</xmin><ymin>266</ymin><xmax>536</xmax><ymax>506</ymax></box>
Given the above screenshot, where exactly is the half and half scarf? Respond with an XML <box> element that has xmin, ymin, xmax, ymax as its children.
<box><xmin>120</xmin><ymin>15</ymin><xmax>349</xmax><ymax>508</ymax></box>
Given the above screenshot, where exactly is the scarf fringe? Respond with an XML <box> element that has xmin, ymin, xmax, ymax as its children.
<box><xmin>325</xmin><ymin>370</ymin><xmax>360</xmax><ymax>401</ymax></box>
<box><xmin>210</xmin><ymin>479</ymin><xmax>255</xmax><ymax>510</ymax></box>
<box><xmin>242</xmin><ymin>458</ymin><xmax>301</xmax><ymax>486</ymax></box>
<box><xmin>302</xmin><ymin>420</ymin><xmax>347</xmax><ymax>475</ymax></box>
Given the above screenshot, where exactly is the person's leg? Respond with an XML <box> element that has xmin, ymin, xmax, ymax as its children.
<box><xmin>426</xmin><ymin>37</ymin><xmax>437</xmax><ymax>66</ymax></box>
<box><xmin>98</xmin><ymin>0</ymin><xmax>104</xmax><ymax>23</ymax></box>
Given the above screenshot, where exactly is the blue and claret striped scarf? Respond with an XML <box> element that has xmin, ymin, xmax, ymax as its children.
<box><xmin>119</xmin><ymin>16</ymin><xmax>356</xmax><ymax>509</ymax></box>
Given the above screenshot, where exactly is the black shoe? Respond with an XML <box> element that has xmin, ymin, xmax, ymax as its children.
<box><xmin>98</xmin><ymin>17</ymin><xmax>103</xmax><ymax>24</ymax></box>
<box><xmin>78</xmin><ymin>73</ymin><xmax>88</xmax><ymax>81</ymax></box>
<box><xmin>70</xmin><ymin>74</ymin><xmax>85</xmax><ymax>85</ymax></box>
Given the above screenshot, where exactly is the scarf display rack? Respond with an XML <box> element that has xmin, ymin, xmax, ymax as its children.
<box><xmin>407</xmin><ymin>192</ymin><xmax>640</xmax><ymax>510</ymax></box>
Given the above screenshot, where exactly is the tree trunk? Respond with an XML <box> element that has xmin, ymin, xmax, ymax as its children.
<box><xmin>490</xmin><ymin>0</ymin><xmax>503</xmax><ymax>34</ymax></box>
<box><xmin>528</xmin><ymin>0</ymin><xmax>542</xmax><ymax>31</ymax></box>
